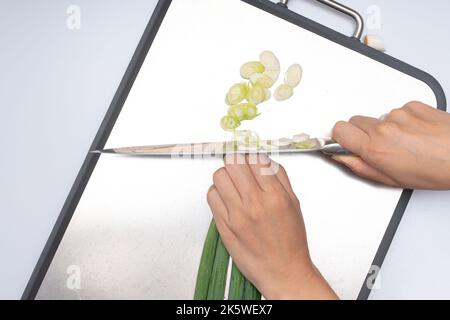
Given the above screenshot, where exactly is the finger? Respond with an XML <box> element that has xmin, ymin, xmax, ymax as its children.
<box><xmin>272</xmin><ymin>160</ymin><xmax>301</xmax><ymax>205</ymax></box>
<box><xmin>224</xmin><ymin>153</ymin><xmax>261</xmax><ymax>196</ymax></box>
<box><xmin>207</xmin><ymin>185</ymin><xmax>228</xmax><ymax>221</ymax></box>
<box><xmin>213</xmin><ymin>167</ymin><xmax>242</xmax><ymax>210</ymax></box>
<box><xmin>332</xmin><ymin>121</ymin><xmax>370</xmax><ymax>156</ymax></box>
<box><xmin>349</xmin><ymin>115</ymin><xmax>380</xmax><ymax>134</ymax></box>
<box><xmin>207</xmin><ymin>186</ymin><xmax>236</xmax><ymax>243</ymax></box>
<box><xmin>403</xmin><ymin>101</ymin><xmax>446</xmax><ymax>123</ymax></box>
<box><xmin>332</xmin><ymin>155</ymin><xmax>399</xmax><ymax>187</ymax></box>
<box><xmin>246</xmin><ymin>154</ymin><xmax>282</xmax><ymax>192</ymax></box>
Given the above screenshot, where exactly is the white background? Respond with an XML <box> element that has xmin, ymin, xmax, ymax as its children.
<box><xmin>1</xmin><ymin>0</ymin><xmax>450</xmax><ymax>299</ymax></box>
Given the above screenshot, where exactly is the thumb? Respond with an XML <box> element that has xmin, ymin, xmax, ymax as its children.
<box><xmin>332</xmin><ymin>155</ymin><xmax>400</xmax><ymax>187</ymax></box>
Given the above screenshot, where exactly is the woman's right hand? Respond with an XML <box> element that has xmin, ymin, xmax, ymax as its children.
<box><xmin>332</xmin><ymin>101</ymin><xmax>450</xmax><ymax>190</ymax></box>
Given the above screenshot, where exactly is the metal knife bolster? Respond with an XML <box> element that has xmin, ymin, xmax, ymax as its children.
<box><xmin>320</xmin><ymin>142</ymin><xmax>350</xmax><ymax>156</ymax></box>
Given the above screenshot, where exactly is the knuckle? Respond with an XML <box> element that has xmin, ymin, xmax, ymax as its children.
<box><xmin>228</xmin><ymin>214</ymin><xmax>246</xmax><ymax>233</ymax></box>
<box><xmin>388</xmin><ymin>108</ymin><xmax>406</xmax><ymax>120</ymax></box>
<box><xmin>246</xmin><ymin>202</ymin><xmax>265</xmax><ymax>222</ymax></box>
<box><xmin>404</xmin><ymin>101</ymin><xmax>422</xmax><ymax>111</ymax></box>
<box><xmin>375</xmin><ymin>121</ymin><xmax>399</xmax><ymax>135</ymax></box>
<box><xmin>270</xmin><ymin>193</ymin><xmax>292</xmax><ymax>210</ymax></box>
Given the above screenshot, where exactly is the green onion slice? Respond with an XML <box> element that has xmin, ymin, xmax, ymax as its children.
<box><xmin>249</xmin><ymin>73</ymin><xmax>275</xmax><ymax>88</ymax></box>
<box><xmin>220</xmin><ymin>115</ymin><xmax>241</xmax><ymax>131</ymax></box>
<box><xmin>226</xmin><ymin>83</ymin><xmax>248</xmax><ymax>105</ymax></box>
<box><xmin>240</xmin><ymin>61</ymin><xmax>265</xmax><ymax>79</ymax></box>
<box><xmin>274</xmin><ymin>84</ymin><xmax>294</xmax><ymax>101</ymax></box>
<box><xmin>285</xmin><ymin>64</ymin><xmax>303</xmax><ymax>88</ymax></box>
<box><xmin>247</xmin><ymin>83</ymin><xmax>266</xmax><ymax>105</ymax></box>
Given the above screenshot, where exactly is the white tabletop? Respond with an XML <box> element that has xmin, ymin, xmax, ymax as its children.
<box><xmin>0</xmin><ymin>0</ymin><xmax>449</xmax><ymax>299</ymax></box>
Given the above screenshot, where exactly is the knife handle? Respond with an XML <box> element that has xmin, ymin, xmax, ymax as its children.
<box><xmin>320</xmin><ymin>142</ymin><xmax>351</xmax><ymax>156</ymax></box>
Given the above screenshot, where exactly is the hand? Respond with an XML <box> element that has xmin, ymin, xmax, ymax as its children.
<box><xmin>332</xmin><ymin>101</ymin><xmax>450</xmax><ymax>190</ymax></box>
<box><xmin>207</xmin><ymin>154</ymin><xmax>337</xmax><ymax>300</ymax></box>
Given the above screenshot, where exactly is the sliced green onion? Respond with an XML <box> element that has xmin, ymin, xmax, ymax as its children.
<box><xmin>259</xmin><ymin>51</ymin><xmax>280</xmax><ymax>71</ymax></box>
<box><xmin>227</xmin><ymin>105</ymin><xmax>246</xmax><ymax>121</ymax></box>
<box><xmin>242</xmin><ymin>103</ymin><xmax>258</xmax><ymax>120</ymax></box>
<box><xmin>226</xmin><ymin>83</ymin><xmax>248</xmax><ymax>105</ymax></box>
<box><xmin>220</xmin><ymin>115</ymin><xmax>241</xmax><ymax>131</ymax></box>
<box><xmin>292</xmin><ymin>133</ymin><xmax>310</xmax><ymax>143</ymax></box>
<box><xmin>271</xmin><ymin>137</ymin><xmax>293</xmax><ymax>147</ymax></box>
<box><xmin>240</xmin><ymin>61</ymin><xmax>265</xmax><ymax>79</ymax></box>
<box><xmin>247</xmin><ymin>83</ymin><xmax>266</xmax><ymax>105</ymax></box>
<box><xmin>264</xmin><ymin>68</ymin><xmax>281</xmax><ymax>82</ymax></box>
<box><xmin>228</xmin><ymin>103</ymin><xmax>259</xmax><ymax>121</ymax></box>
<box><xmin>274</xmin><ymin>84</ymin><xmax>293</xmax><ymax>101</ymax></box>
<box><xmin>264</xmin><ymin>88</ymin><xmax>271</xmax><ymax>101</ymax></box>
<box><xmin>295</xmin><ymin>139</ymin><xmax>319</xmax><ymax>149</ymax></box>
<box><xmin>285</xmin><ymin>64</ymin><xmax>303</xmax><ymax>88</ymax></box>
<box><xmin>249</xmin><ymin>73</ymin><xmax>275</xmax><ymax>88</ymax></box>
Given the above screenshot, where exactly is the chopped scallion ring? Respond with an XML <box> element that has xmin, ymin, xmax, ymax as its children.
<box><xmin>259</xmin><ymin>51</ymin><xmax>280</xmax><ymax>71</ymax></box>
<box><xmin>227</xmin><ymin>105</ymin><xmax>246</xmax><ymax>121</ymax></box>
<box><xmin>228</xmin><ymin>103</ymin><xmax>259</xmax><ymax>121</ymax></box>
<box><xmin>264</xmin><ymin>88</ymin><xmax>271</xmax><ymax>101</ymax></box>
<box><xmin>240</xmin><ymin>61</ymin><xmax>265</xmax><ymax>79</ymax></box>
<box><xmin>285</xmin><ymin>64</ymin><xmax>303</xmax><ymax>88</ymax></box>
<box><xmin>226</xmin><ymin>83</ymin><xmax>248</xmax><ymax>105</ymax></box>
<box><xmin>260</xmin><ymin>51</ymin><xmax>281</xmax><ymax>82</ymax></box>
<box><xmin>292</xmin><ymin>133</ymin><xmax>310</xmax><ymax>143</ymax></box>
<box><xmin>220</xmin><ymin>115</ymin><xmax>241</xmax><ymax>131</ymax></box>
<box><xmin>271</xmin><ymin>137</ymin><xmax>293</xmax><ymax>147</ymax></box>
<box><xmin>247</xmin><ymin>83</ymin><xmax>266</xmax><ymax>105</ymax></box>
<box><xmin>249</xmin><ymin>73</ymin><xmax>275</xmax><ymax>88</ymax></box>
<box><xmin>274</xmin><ymin>84</ymin><xmax>293</xmax><ymax>101</ymax></box>
<box><xmin>242</xmin><ymin>103</ymin><xmax>258</xmax><ymax>120</ymax></box>
<box><xmin>295</xmin><ymin>139</ymin><xmax>318</xmax><ymax>149</ymax></box>
<box><xmin>264</xmin><ymin>68</ymin><xmax>280</xmax><ymax>82</ymax></box>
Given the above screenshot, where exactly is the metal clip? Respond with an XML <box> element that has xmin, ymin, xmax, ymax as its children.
<box><xmin>278</xmin><ymin>0</ymin><xmax>364</xmax><ymax>40</ymax></box>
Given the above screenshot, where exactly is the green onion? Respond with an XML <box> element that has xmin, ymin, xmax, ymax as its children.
<box><xmin>220</xmin><ymin>115</ymin><xmax>241</xmax><ymax>131</ymax></box>
<box><xmin>207</xmin><ymin>237</ymin><xmax>230</xmax><ymax>300</ymax></box>
<box><xmin>228</xmin><ymin>263</ymin><xmax>245</xmax><ymax>300</ymax></box>
<box><xmin>295</xmin><ymin>139</ymin><xmax>319</xmax><ymax>149</ymax></box>
<box><xmin>242</xmin><ymin>103</ymin><xmax>258</xmax><ymax>120</ymax></box>
<box><xmin>243</xmin><ymin>278</ymin><xmax>261</xmax><ymax>300</ymax></box>
<box><xmin>227</xmin><ymin>105</ymin><xmax>246</xmax><ymax>121</ymax></box>
<box><xmin>247</xmin><ymin>83</ymin><xmax>266</xmax><ymax>105</ymax></box>
<box><xmin>264</xmin><ymin>88</ymin><xmax>271</xmax><ymax>101</ymax></box>
<box><xmin>194</xmin><ymin>220</ymin><xmax>219</xmax><ymax>300</ymax></box>
<box><xmin>260</xmin><ymin>51</ymin><xmax>281</xmax><ymax>82</ymax></box>
<box><xmin>240</xmin><ymin>61</ymin><xmax>265</xmax><ymax>79</ymax></box>
<box><xmin>226</xmin><ymin>83</ymin><xmax>248</xmax><ymax>105</ymax></box>
<box><xmin>260</xmin><ymin>51</ymin><xmax>280</xmax><ymax>71</ymax></box>
<box><xmin>285</xmin><ymin>64</ymin><xmax>303</xmax><ymax>88</ymax></box>
<box><xmin>274</xmin><ymin>83</ymin><xmax>294</xmax><ymax>101</ymax></box>
<box><xmin>250</xmin><ymin>73</ymin><xmax>275</xmax><ymax>88</ymax></box>
<box><xmin>228</xmin><ymin>103</ymin><xmax>259</xmax><ymax>121</ymax></box>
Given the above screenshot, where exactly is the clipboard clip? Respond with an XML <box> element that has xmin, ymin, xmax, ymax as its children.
<box><xmin>278</xmin><ymin>0</ymin><xmax>364</xmax><ymax>40</ymax></box>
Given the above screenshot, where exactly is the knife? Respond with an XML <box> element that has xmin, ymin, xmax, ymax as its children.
<box><xmin>91</xmin><ymin>137</ymin><xmax>349</xmax><ymax>157</ymax></box>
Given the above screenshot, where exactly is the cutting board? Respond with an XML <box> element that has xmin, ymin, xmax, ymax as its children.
<box><xmin>34</xmin><ymin>0</ymin><xmax>445</xmax><ymax>300</ymax></box>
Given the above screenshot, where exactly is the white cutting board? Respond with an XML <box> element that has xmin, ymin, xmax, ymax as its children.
<box><xmin>38</xmin><ymin>0</ymin><xmax>437</xmax><ymax>300</ymax></box>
